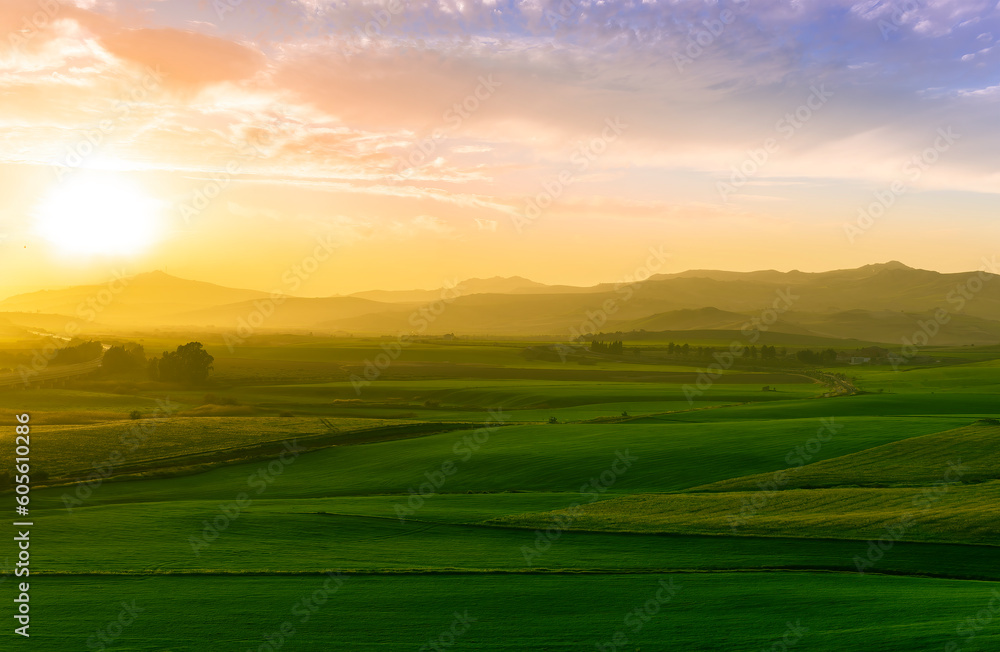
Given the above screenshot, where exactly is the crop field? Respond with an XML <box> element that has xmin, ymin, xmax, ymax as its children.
<box><xmin>4</xmin><ymin>338</ymin><xmax>1000</xmax><ymax>649</ymax></box>
<box><xmin>28</xmin><ymin>574</ymin><xmax>1000</xmax><ymax>651</ymax></box>
<box><xmin>26</xmin><ymin>416</ymin><xmax>963</xmax><ymax>509</ymax></box>
<box><xmin>633</xmin><ymin>392</ymin><xmax>1000</xmax><ymax>422</ymax></box>
<box><xmin>695</xmin><ymin>424</ymin><xmax>1000</xmax><ymax>490</ymax></box>
<box><xmin>489</xmin><ymin>483</ymin><xmax>1000</xmax><ymax>544</ymax></box>
<box><xmin>0</xmin><ymin>416</ymin><xmax>411</xmax><ymax>478</ymax></box>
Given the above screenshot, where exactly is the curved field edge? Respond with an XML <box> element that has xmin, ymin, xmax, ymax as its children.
<box><xmin>482</xmin><ymin>482</ymin><xmax>1000</xmax><ymax>545</ymax></box>
<box><xmin>690</xmin><ymin>423</ymin><xmax>1000</xmax><ymax>492</ymax></box>
<box><xmin>22</xmin><ymin>416</ymin><xmax>970</xmax><ymax>509</ymax></box>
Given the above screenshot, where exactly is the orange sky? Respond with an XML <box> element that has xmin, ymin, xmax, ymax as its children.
<box><xmin>1</xmin><ymin>0</ymin><xmax>998</xmax><ymax>297</ymax></box>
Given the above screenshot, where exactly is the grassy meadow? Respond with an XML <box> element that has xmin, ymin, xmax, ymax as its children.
<box><xmin>3</xmin><ymin>334</ymin><xmax>999</xmax><ymax>649</ymax></box>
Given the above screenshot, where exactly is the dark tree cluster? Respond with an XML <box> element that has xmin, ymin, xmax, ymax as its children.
<box><xmin>758</xmin><ymin>345</ymin><xmax>780</xmax><ymax>360</ymax></box>
<box><xmin>149</xmin><ymin>342</ymin><xmax>214</xmax><ymax>385</ymax></box>
<box><xmin>102</xmin><ymin>342</ymin><xmax>147</xmax><ymax>376</ymax></box>
<box><xmin>51</xmin><ymin>340</ymin><xmax>103</xmax><ymax>365</ymax></box>
<box><xmin>795</xmin><ymin>348</ymin><xmax>839</xmax><ymax>365</ymax></box>
<box><xmin>590</xmin><ymin>339</ymin><xmax>624</xmax><ymax>355</ymax></box>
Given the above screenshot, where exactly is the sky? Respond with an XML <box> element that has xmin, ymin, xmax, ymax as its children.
<box><xmin>0</xmin><ymin>0</ymin><xmax>998</xmax><ymax>297</ymax></box>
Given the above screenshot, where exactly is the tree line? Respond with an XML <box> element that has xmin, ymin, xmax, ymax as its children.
<box><xmin>584</xmin><ymin>338</ymin><xmax>847</xmax><ymax>367</ymax></box>
<box><xmin>102</xmin><ymin>341</ymin><xmax>214</xmax><ymax>384</ymax></box>
<box><xmin>590</xmin><ymin>339</ymin><xmax>625</xmax><ymax>355</ymax></box>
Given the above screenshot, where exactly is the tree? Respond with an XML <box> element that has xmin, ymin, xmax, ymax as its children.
<box><xmin>155</xmin><ymin>342</ymin><xmax>214</xmax><ymax>384</ymax></box>
<box><xmin>51</xmin><ymin>340</ymin><xmax>103</xmax><ymax>365</ymax></box>
<box><xmin>796</xmin><ymin>349</ymin><xmax>818</xmax><ymax>364</ymax></box>
<box><xmin>102</xmin><ymin>343</ymin><xmax>147</xmax><ymax>376</ymax></box>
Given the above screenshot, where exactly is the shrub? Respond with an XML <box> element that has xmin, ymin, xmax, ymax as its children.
<box><xmin>129</xmin><ymin>410</ymin><xmax>143</xmax><ymax>420</ymax></box>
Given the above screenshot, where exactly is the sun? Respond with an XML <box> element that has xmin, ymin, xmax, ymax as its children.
<box><xmin>36</xmin><ymin>174</ymin><xmax>163</xmax><ymax>256</ymax></box>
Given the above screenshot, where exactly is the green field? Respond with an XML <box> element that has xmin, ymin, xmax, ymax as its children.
<box><xmin>28</xmin><ymin>574</ymin><xmax>1000</xmax><ymax>651</ymax></box>
<box><xmin>26</xmin><ymin>417</ymin><xmax>963</xmax><ymax>507</ymax></box>
<box><xmin>491</xmin><ymin>483</ymin><xmax>1000</xmax><ymax>544</ymax></box>
<box><xmin>3</xmin><ymin>337</ymin><xmax>1000</xmax><ymax>649</ymax></box>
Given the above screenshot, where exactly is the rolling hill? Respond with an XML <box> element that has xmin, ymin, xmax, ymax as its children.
<box><xmin>2</xmin><ymin>262</ymin><xmax>999</xmax><ymax>343</ymax></box>
<box><xmin>0</xmin><ymin>270</ymin><xmax>270</xmax><ymax>325</ymax></box>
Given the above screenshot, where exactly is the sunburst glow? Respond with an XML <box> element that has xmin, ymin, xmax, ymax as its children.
<box><xmin>35</xmin><ymin>175</ymin><xmax>163</xmax><ymax>256</ymax></box>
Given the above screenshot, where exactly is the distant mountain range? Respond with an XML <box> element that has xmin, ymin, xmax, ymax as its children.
<box><xmin>3</xmin><ymin>262</ymin><xmax>1000</xmax><ymax>345</ymax></box>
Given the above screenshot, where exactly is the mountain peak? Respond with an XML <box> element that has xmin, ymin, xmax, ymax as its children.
<box><xmin>869</xmin><ymin>261</ymin><xmax>914</xmax><ymax>271</ymax></box>
<box><xmin>132</xmin><ymin>270</ymin><xmax>176</xmax><ymax>281</ymax></box>
<box><xmin>454</xmin><ymin>276</ymin><xmax>546</xmax><ymax>293</ymax></box>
